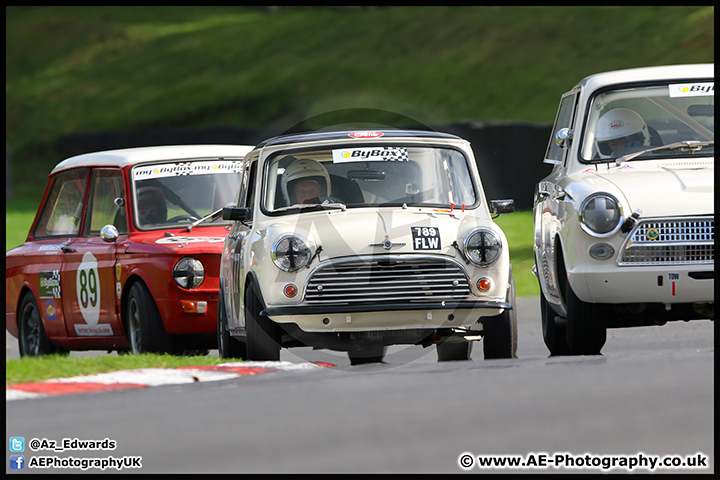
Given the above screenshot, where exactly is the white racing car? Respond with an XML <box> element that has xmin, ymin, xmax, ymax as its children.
<box><xmin>218</xmin><ymin>130</ymin><xmax>517</xmax><ymax>364</ymax></box>
<box><xmin>534</xmin><ymin>64</ymin><xmax>714</xmax><ymax>355</ymax></box>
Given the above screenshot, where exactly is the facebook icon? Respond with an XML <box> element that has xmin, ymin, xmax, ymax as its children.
<box><xmin>10</xmin><ymin>455</ymin><xmax>25</xmax><ymax>470</ymax></box>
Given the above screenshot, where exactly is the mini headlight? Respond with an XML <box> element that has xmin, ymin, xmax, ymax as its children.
<box><xmin>173</xmin><ymin>257</ymin><xmax>205</xmax><ymax>289</ymax></box>
<box><xmin>580</xmin><ymin>194</ymin><xmax>622</xmax><ymax>236</ymax></box>
<box><xmin>272</xmin><ymin>234</ymin><xmax>311</xmax><ymax>272</ymax></box>
<box><xmin>464</xmin><ymin>229</ymin><xmax>502</xmax><ymax>266</ymax></box>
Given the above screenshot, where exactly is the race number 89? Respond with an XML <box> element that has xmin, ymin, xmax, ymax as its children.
<box><xmin>78</xmin><ymin>268</ymin><xmax>98</xmax><ymax>308</ymax></box>
<box><xmin>76</xmin><ymin>252</ymin><xmax>101</xmax><ymax>326</ymax></box>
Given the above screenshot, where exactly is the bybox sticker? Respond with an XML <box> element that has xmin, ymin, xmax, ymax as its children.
<box><xmin>669</xmin><ymin>82</ymin><xmax>714</xmax><ymax>98</ymax></box>
<box><xmin>39</xmin><ymin>270</ymin><xmax>61</xmax><ymax>299</ymax></box>
<box><xmin>332</xmin><ymin>147</ymin><xmax>408</xmax><ymax>163</ymax></box>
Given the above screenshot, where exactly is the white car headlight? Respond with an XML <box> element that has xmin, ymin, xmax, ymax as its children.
<box><xmin>173</xmin><ymin>257</ymin><xmax>205</xmax><ymax>289</ymax></box>
<box><xmin>464</xmin><ymin>229</ymin><xmax>502</xmax><ymax>267</ymax></box>
<box><xmin>272</xmin><ymin>234</ymin><xmax>311</xmax><ymax>272</ymax></box>
<box><xmin>580</xmin><ymin>194</ymin><xmax>622</xmax><ymax>236</ymax></box>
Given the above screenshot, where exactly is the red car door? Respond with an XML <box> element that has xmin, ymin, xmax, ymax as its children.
<box><xmin>60</xmin><ymin>169</ymin><xmax>127</xmax><ymax>338</ymax></box>
<box><xmin>20</xmin><ymin>168</ymin><xmax>92</xmax><ymax>340</ymax></box>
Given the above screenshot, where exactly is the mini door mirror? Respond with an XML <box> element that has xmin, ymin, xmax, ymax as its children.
<box><xmin>222</xmin><ymin>206</ymin><xmax>250</xmax><ymax>221</ymax></box>
<box><xmin>490</xmin><ymin>199</ymin><xmax>515</xmax><ymax>216</ymax></box>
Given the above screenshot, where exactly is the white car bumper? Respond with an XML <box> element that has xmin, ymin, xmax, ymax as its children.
<box><xmin>569</xmin><ymin>263</ymin><xmax>714</xmax><ymax>304</ymax></box>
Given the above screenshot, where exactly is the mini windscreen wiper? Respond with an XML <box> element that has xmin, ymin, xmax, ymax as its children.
<box><xmin>615</xmin><ymin>141</ymin><xmax>714</xmax><ymax>165</ymax></box>
<box><xmin>273</xmin><ymin>201</ymin><xmax>346</xmax><ymax>213</ymax></box>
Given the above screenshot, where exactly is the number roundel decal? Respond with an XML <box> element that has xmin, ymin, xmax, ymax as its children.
<box><xmin>76</xmin><ymin>252</ymin><xmax>100</xmax><ymax>326</ymax></box>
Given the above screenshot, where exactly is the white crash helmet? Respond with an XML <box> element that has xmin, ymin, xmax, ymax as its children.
<box><xmin>595</xmin><ymin>108</ymin><xmax>650</xmax><ymax>158</ymax></box>
<box><xmin>280</xmin><ymin>157</ymin><xmax>331</xmax><ymax>204</ymax></box>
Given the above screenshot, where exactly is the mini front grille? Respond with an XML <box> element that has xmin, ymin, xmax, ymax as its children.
<box><xmin>305</xmin><ymin>256</ymin><xmax>471</xmax><ymax>304</ymax></box>
<box><xmin>619</xmin><ymin>216</ymin><xmax>714</xmax><ymax>266</ymax></box>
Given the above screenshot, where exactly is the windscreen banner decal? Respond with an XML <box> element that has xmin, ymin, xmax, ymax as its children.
<box><xmin>668</xmin><ymin>82</ymin><xmax>714</xmax><ymax>98</ymax></box>
<box><xmin>133</xmin><ymin>160</ymin><xmax>244</xmax><ymax>180</ymax></box>
<box><xmin>332</xmin><ymin>147</ymin><xmax>408</xmax><ymax>163</ymax></box>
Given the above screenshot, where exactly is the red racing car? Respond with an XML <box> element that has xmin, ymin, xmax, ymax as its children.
<box><xmin>6</xmin><ymin>144</ymin><xmax>253</xmax><ymax>356</ymax></box>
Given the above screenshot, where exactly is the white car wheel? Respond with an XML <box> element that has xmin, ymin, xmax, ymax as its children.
<box><xmin>565</xmin><ymin>281</ymin><xmax>607</xmax><ymax>355</ymax></box>
<box><xmin>540</xmin><ymin>293</ymin><xmax>571</xmax><ymax>356</ymax></box>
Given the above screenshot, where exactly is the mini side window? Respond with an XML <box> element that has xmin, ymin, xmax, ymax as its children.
<box><xmin>34</xmin><ymin>168</ymin><xmax>89</xmax><ymax>238</ymax></box>
<box><xmin>238</xmin><ymin>157</ymin><xmax>258</xmax><ymax>219</ymax></box>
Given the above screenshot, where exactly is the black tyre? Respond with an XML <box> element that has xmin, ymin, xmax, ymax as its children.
<box><xmin>18</xmin><ymin>292</ymin><xmax>61</xmax><ymax>357</ymax></box>
<box><xmin>217</xmin><ymin>287</ymin><xmax>247</xmax><ymax>359</ymax></box>
<box><xmin>565</xmin><ymin>280</ymin><xmax>606</xmax><ymax>355</ymax></box>
<box><xmin>127</xmin><ymin>282</ymin><xmax>172</xmax><ymax>354</ymax></box>
<box><xmin>540</xmin><ymin>293</ymin><xmax>571</xmax><ymax>356</ymax></box>
<box><xmin>436</xmin><ymin>340</ymin><xmax>472</xmax><ymax>361</ymax></box>
<box><xmin>347</xmin><ymin>345</ymin><xmax>386</xmax><ymax>365</ymax></box>
<box><xmin>245</xmin><ymin>283</ymin><xmax>281</xmax><ymax>361</ymax></box>
<box><xmin>482</xmin><ymin>274</ymin><xmax>518</xmax><ymax>359</ymax></box>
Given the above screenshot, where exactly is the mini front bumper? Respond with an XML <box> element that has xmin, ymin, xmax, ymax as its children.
<box><xmin>261</xmin><ymin>300</ymin><xmax>510</xmax><ymax>333</ymax></box>
<box><xmin>262</xmin><ymin>300</ymin><xmax>511</xmax><ymax>316</ymax></box>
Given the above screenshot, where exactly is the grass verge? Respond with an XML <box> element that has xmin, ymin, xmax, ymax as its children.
<box><xmin>6</xmin><ymin>353</ymin><xmax>236</xmax><ymax>387</ymax></box>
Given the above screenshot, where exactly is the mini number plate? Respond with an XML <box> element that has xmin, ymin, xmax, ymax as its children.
<box><xmin>411</xmin><ymin>227</ymin><xmax>441</xmax><ymax>250</ymax></box>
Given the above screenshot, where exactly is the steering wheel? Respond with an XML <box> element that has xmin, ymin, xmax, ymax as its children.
<box><xmin>167</xmin><ymin>215</ymin><xmax>200</xmax><ymax>223</ymax></box>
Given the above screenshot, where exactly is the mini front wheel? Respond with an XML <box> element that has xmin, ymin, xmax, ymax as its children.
<box><xmin>436</xmin><ymin>341</ymin><xmax>472</xmax><ymax>361</ymax></box>
<box><xmin>481</xmin><ymin>274</ymin><xmax>518</xmax><ymax>359</ymax></box>
<box><xmin>217</xmin><ymin>287</ymin><xmax>247</xmax><ymax>359</ymax></box>
<box><xmin>245</xmin><ymin>283</ymin><xmax>281</xmax><ymax>361</ymax></box>
<box><xmin>348</xmin><ymin>345</ymin><xmax>386</xmax><ymax>365</ymax></box>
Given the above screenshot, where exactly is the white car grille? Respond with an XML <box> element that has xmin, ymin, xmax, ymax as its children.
<box><xmin>619</xmin><ymin>216</ymin><xmax>714</xmax><ymax>266</ymax></box>
<box><xmin>305</xmin><ymin>256</ymin><xmax>471</xmax><ymax>304</ymax></box>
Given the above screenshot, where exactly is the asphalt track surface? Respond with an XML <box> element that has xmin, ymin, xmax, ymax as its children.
<box><xmin>6</xmin><ymin>297</ymin><xmax>714</xmax><ymax>474</ymax></box>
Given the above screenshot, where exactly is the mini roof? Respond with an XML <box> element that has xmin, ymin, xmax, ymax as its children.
<box><xmin>255</xmin><ymin>130</ymin><xmax>462</xmax><ymax>149</ymax></box>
